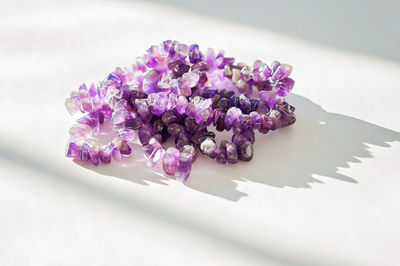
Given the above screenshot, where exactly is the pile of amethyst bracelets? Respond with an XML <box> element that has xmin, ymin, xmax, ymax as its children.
<box><xmin>65</xmin><ymin>40</ymin><xmax>296</xmax><ymax>182</ymax></box>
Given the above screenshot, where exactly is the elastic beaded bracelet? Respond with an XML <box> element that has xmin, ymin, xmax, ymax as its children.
<box><xmin>65</xmin><ymin>40</ymin><xmax>296</xmax><ymax>182</ymax></box>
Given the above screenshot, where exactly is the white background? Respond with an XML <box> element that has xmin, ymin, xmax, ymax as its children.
<box><xmin>1</xmin><ymin>0</ymin><xmax>400</xmax><ymax>265</ymax></box>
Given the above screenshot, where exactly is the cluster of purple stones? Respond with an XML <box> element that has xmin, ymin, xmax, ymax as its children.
<box><xmin>65</xmin><ymin>40</ymin><xmax>296</xmax><ymax>182</ymax></box>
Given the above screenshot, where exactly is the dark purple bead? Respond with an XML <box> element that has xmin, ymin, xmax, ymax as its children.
<box><xmin>228</xmin><ymin>95</ymin><xmax>239</xmax><ymax>108</ymax></box>
<box><xmin>121</xmin><ymin>85</ymin><xmax>134</xmax><ymax>102</ymax></box>
<box><xmin>269</xmin><ymin>110</ymin><xmax>282</xmax><ymax>130</ymax></box>
<box><xmin>188</xmin><ymin>44</ymin><xmax>204</xmax><ymax>64</ymax></box>
<box><xmin>217</xmin><ymin>97</ymin><xmax>228</xmax><ymax>112</ymax></box>
<box><xmin>184</xmin><ymin>117</ymin><xmax>197</xmax><ymax>134</ymax></box>
<box><xmin>138</xmin><ymin>124</ymin><xmax>154</xmax><ymax>145</ymax></box>
<box><xmin>161</xmin><ymin>110</ymin><xmax>178</xmax><ymax>126</ymax></box>
<box><xmin>125</xmin><ymin>117</ymin><xmax>142</xmax><ymax>130</ymax></box>
<box><xmin>168</xmin><ymin>60</ymin><xmax>190</xmax><ymax>78</ymax></box>
<box><xmin>191</xmin><ymin>61</ymin><xmax>210</xmax><ymax>72</ymax></box>
<box><xmin>241</xmin><ymin>128</ymin><xmax>255</xmax><ymax>143</ymax></box>
<box><xmin>250</xmin><ymin>98</ymin><xmax>259</xmax><ymax>112</ymax></box>
<box><xmin>167</xmin><ymin>123</ymin><xmax>185</xmax><ymax>136</ymax></box>
<box><xmin>223</xmin><ymin>90</ymin><xmax>235</xmax><ymax>99</ymax></box>
<box><xmin>191</xmin><ymin>131</ymin><xmax>216</xmax><ymax>146</ymax></box>
<box><xmin>216</xmin><ymin>112</ymin><xmax>226</xmax><ymax>132</ymax></box>
<box><xmin>216</xmin><ymin>140</ymin><xmax>228</xmax><ymax>164</ymax></box>
<box><xmin>153</xmin><ymin>118</ymin><xmax>165</xmax><ymax>133</ymax></box>
<box><xmin>119</xmin><ymin>141</ymin><xmax>132</xmax><ymax>155</ymax></box>
<box><xmin>239</xmin><ymin>94</ymin><xmax>251</xmax><ymax>114</ymax></box>
<box><xmin>257</xmin><ymin>100</ymin><xmax>270</xmax><ymax>114</ymax></box>
<box><xmin>237</xmin><ymin>141</ymin><xmax>253</xmax><ymax>161</ymax></box>
<box><xmin>211</xmin><ymin>94</ymin><xmax>222</xmax><ymax>109</ymax></box>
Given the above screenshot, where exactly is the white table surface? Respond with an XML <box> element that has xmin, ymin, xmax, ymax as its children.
<box><xmin>1</xmin><ymin>0</ymin><xmax>400</xmax><ymax>265</ymax></box>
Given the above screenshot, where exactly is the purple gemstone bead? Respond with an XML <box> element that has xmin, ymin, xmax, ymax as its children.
<box><xmin>146</xmin><ymin>147</ymin><xmax>165</xmax><ymax>168</ymax></box>
<box><xmin>179</xmin><ymin>145</ymin><xmax>197</xmax><ymax>163</ymax></box>
<box><xmin>152</xmin><ymin>92</ymin><xmax>168</xmax><ymax>115</ymax></box>
<box><xmin>88</xmin><ymin>146</ymin><xmax>100</xmax><ymax>166</ymax></box>
<box><xmin>138</xmin><ymin>124</ymin><xmax>154</xmax><ymax>145</ymax></box>
<box><xmin>176</xmin><ymin>96</ymin><xmax>188</xmax><ymax>114</ymax></box>
<box><xmin>110</xmin><ymin>143</ymin><xmax>121</xmax><ymax>161</ymax></box>
<box><xmin>100</xmin><ymin>146</ymin><xmax>112</xmax><ymax>164</ymax></box>
<box><xmin>189</xmin><ymin>44</ymin><xmax>204</xmax><ymax>64</ymax></box>
<box><xmin>175</xmin><ymin>152</ymin><xmax>192</xmax><ymax>182</ymax></box>
<box><xmin>80</xmin><ymin>143</ymin><xmax>91</xmax><ymax>162</ymax></box>
<box><xmin>272</xmin><ymin>64</ymin><xmax>292</xmax><ymax>82</ymax></box>
<box><xmin>224</xmin><ymin>107</ymin><xmax>242</xmax><ymax>131</ymax></box>
<box><xmin>162</xmin><ymin>147</ymin><xmax>180</xmax><ymax>175</ymax></box>
<box><xmin>216</xmin><ymin>140</ymin><xmax>227</xmax><ymax>164</ymax></box>
<box><xmin>66</xmin><ymin>141</ymin><xmax>80</xmax><ymax>159</ymax></box>
<box><xmin>142</xmin><ymin>79</ymin><xmax>158</xmax><ymax>94</ymax></box>
<box><xmin>200</xmin><ymin>138</ymin><xmax>219</xmax><ymax>159</ymax></box>
<box><xmin>276</xmin><ymin>78</ymin><xmax>295</xmax><ymax>97</ymax></box>
<box><xmin>238</xmin><ymin>141</ymin><xmax>253</xmax><ymax>161</ymax></box>
<box><xmin>226</xmin><ymin>142</ymin><xmax>238</xmax><ymax>164</ymax></box>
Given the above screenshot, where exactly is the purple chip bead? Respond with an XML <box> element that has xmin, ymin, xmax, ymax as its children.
<box><xmin>175</xmin><ymin>152</ymin><xmax>192</xmax><ymax>182</ymax></box>
<box><xmin>80</xmin><ymin>143</ymin><xmax>91</xmax><ymax>162</ymax></box>
<box><xmin>89</xmin><ymin>146</ymin><xmax>100</xmax><ymax>166</ymax></box>
<box><xmin>162</xmin><ymin>147</ymin><xmax>180</xmax><ymax>175</ymax></box>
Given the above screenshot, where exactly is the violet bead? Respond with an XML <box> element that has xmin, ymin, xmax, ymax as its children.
<box><xmin>191</xmin><ymin>61</ymin><xmax>211</xmax><ymax>72</ymax></box>
<box><xmin>226</xmin><ymin>142</ymin><xmax>238</xmax><ymax>164</ymax></box>
<box><xmin>110</xmin><ymin>143</ymin><xmax>121</xmax><ymax>161</ymax></box>
<box><xmin>162</xmin><ymin>147</ymin><xmax>180</xmax><ymax>175</ymax></box>
<box><xmin>143</xmin><ymin>138</ymin><xmax>163</xmax><ymax>160</ymax></box>
<box><xmin>276</xmin><ymin>78</ymin><xmax>295</xmax><ymax>97</ymax></box>
<box><xmin>200</xmin><ymin>138</ymin><xmax>219</xmax><ymax>159</ymax></box>
<box><xmin>167</xmin><ymin>123</ymin><xmax>185</xmax><ymax>136</ymax></box>
<box><xmin>80</xmin><ymin>143</ymin><xmax>91</xmax><ymax>162</ymax></box>
<box><xmin>216</xmin><ymin>140</ymin><xmax>227</xmax><ymax>164</ymax></box>
<box><xmin>184</xmin><ymin>117</ymin><xmax>197</xmax><ymax>134</ymax></box>
<box><xmin>238</xmin><ymin>141</ymin><xmax>253</xmax><ymax>161</ymax></box>
<box><xmin>272</xmin><ymin>64</ymin><xmax>292</xmax><ymax>82</ymax></box>
<box><xmin>161</xmin><ymin>110</ymin><xmax>179</xmax><ymax>126</ymax></box>
<box><xmin>138</xmin><ymin>124</ymin><xmax>154</xmax><ymax>145</ymax></box>
<box><xmin>146</xmin><ymin>147</ymin><xmax>165</xmax><ymax>168</ymax></box>
<box><xmin>100</xmin><ymin>146</ymin><xmax>112</xmax><ymax>164</ymax></box>
<box><xmin>188</xmin><ymin>44</ymin><xmax>204</xmax><ymax>64</ymax></box>
<box><xmin>125</xmin><ymin>117</ymin><xmax>142</xmax><ymax>130</ymax></box>
<box><xmin>89</xmin><ymin>146</ymin><xmax>100</xmax><ymax>166</ymax></box>
<box><xmin>152</xmin><ymin>92</ymin><xmax>168</xmax><ymax>115</ymax></box>
<box><xmin>168</xmin><ymin>60</ymin><xmax>190</xmax><ymax>78</ymax></box>
<box><xmin>66</xmin><ymin>141</ymin><xmax>81</xmax><ymax>159</ymax></box>
<box><xmin>176</xmin><ymin>96</ymin><xmax>188</xmax><ymax>114</ymax></box>
<box><xmin>239</xmin><ymin>94</ymin><xmax>252</xmax><ymax>114</ymax></box>
<box><xmin>119</xmin><ymin>141</ymin><xmax>132</xmax><ymax>155</ymax></box>
<box><xmin>179</xmin><ymin>145</ymin><xmax>197</xmax><ymax>163</ymax></box>
<box><xmin>175</xmin><ymin>152</ymin><xmax>192</xmax><ymax>182</ymax></box>
<box><xmin>224</xmin><ymin>107</ymin><xmax>242</xmax><ymax>131</ymax></box>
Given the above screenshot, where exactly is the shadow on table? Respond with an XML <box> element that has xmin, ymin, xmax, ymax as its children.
<box><xmin>79</xmin><ymin>94</ymin><xmax>400</xmax><ymax>201</ymax></box>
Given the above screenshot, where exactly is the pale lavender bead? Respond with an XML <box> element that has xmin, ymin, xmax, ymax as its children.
<box><xmin>118</xmin><ymin>128</ymin><xmax>135</xmax><ymax>142</ymax></box>
<box><xmin>175</xmin><ymin>43</ymin><xmax>189</xmax><ymax>59</ymax></box>
<box><xmin>81</xmin><ymin>97</ymin><xmax>93</xmax><ymax>113</ymax></box>
<box><xmin>69</xmin><ymin>124</ymin><xmax>92</xmax><ymax>138</ymax></box>
<box><xmin>185</xmin><ymin>102</ymin><xmax>197</xmax><ymax>118</ymax></box>
<box><xmin>182</xmin><ymin>72</ymin><xmax>200</xmax><ymax>88</ymax></box>
<box><xmin>111</xmin><ymin>110</ymin><xmax>132</xmax><ymax>125</ymax></box>
<box><xmin>176</xmin><ymin>96</ymin><xmax>188</xmax><ymax>114</ymax></box>
<box><xmin>178</xmin><ymin>78</ymin><xmax>191</xmax><ymax>97</ymax></box>
<box><xmin>170</xmin><ymin>79</ymin><xmax>179</xmax><ymax>94</ymax></box>
<box><xmin>81</xmin><ymin>145</ymin><xmax>92</xmax><ymax>163</ymax></box>
<box><xmin>146</xmin><ymin>147</ymin><xmax>165</xmax><ymax>168</ymax></box>
<box><xmin>162</xmin><ymin>147</ymin><xmax>180</xmax><ymax>175</ymax></box>
<box><xmin>224</xmin><ymin>107</ymin><xmax>242</xmax><ymax>130</ymax></box>
<box><xmin>175</xmin><ymin>152</ymin><xmax>192</xmax><ymax>182</ymax></box>
<box><xmin>110</xmin><ymin>143</ymin><xmax>121</xmax><ymax>161</ymax></box>
<box><xmin>166</xmin><ymin>93</ymin><xmax>177</xmax><ymax>110</ymax></box>
<box><xmin>146</xmin><ymin>93</ymin><xmax>157</xmax><ymax>106</ymax></box>
<box><xmin>143</xmin><ymin>138</ymin><xmax>163</xmax><ymax>160</ymax></box>
<box><xmin>205</xmin><ymin>48</ymin><xmax>216</xmax><ymax>69</ymax></box>
<box><xmin>113</xmin><ymin>99</ymin><xmax>129</xmax><ymax>111</ymax></box>
<box><xmin>272</xmin><ymin>64</ymin><xmax>292</xmax><ymax>82</ymax></box>
<box><xmin>270</xmin><ymin>61</ymin><xmax>281</xmax><ymax>73</ymax></box>
<box><xmin>65</xmin><ymin>97</ymin><xmax>80</xmax><ymax>115</ymax></box>
<box><xmin>152</xmin><ymin>92</ymin><xmax>168</xmax><ymax>115</ymax></box>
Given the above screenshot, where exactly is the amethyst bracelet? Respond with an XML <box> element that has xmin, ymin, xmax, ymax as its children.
<box><xmin>65</xmin><ymin>40</ymin><xmax>296</xmax><ymax>182</ymax></box>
